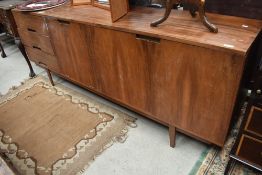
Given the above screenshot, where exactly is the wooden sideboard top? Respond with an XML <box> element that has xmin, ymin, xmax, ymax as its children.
<box><xmin>13</xmin><ymin>4</ymin><xmax>262</xmax><ymax>55</ymax></box>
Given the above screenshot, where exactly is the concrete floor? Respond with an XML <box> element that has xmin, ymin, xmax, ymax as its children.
<box><xmin>0</xmin><ymin>37</ymin><xmax>209</xmax><ymax>175</ymax></box>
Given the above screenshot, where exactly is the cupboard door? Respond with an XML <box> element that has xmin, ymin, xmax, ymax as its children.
<box><xmin>148</xmin><ymin>40</ymin><xmax>245</xmax><ymax>146</ymax></box>
<box><xmin>47</xmin><ymin>18</ymin><xmax>96</xmax><ymax>89</ymax></box>
<box><xmin>93</xmin><ymin>27</ymin><xmax>150</xmax><ymax>112</ymax></box>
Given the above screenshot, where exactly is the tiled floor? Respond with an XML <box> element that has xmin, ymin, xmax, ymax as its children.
<box><xmin>0</xmin><ymin>37</ymin><xmax>209</xmax><ymax>175</ymax></box>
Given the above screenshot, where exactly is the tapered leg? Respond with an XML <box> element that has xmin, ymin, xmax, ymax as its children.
<box><xmin>169</xmin><ymin>125</ymin><xmax>176</xmax><ymax>148</ymax></box>
<box><xmin>198</xmin><ymin>0</ymin><xmax>218</xmax><ymax>33</ymax></box>
<box><xmin>151</xmin><ymin>0</ymin><xmax>175</xmax><ymax>27</ymax></box>
<box><xmin>15</xmin><ymin>38</ymin><xmax>36</xmax><ymax>78</ymax></box>
<box><xmin>0</xmin><ymin>41</ymin><xmax>6</xmax><ymax>58</ymax></box>
<box><xmin>46</xmin><ymin>69</ymin><xmax>54</xmax><ymax>86</ymax></box>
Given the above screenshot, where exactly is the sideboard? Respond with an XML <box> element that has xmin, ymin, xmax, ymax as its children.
<box><xmin>12</xmin><ymin>5</ymin><xmax>262</xmax><ymax>147</ymax></box>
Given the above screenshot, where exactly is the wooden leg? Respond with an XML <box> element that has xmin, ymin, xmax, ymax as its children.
<box><xmin>15</xmin><ymin>38</ymin><xmax>36</xmax><ymax>78</ymax></box>
<box><xmin>169</xmin><ymin>125</ymin><xmax>176</xmax><ymax>148</ymax></box>
<box><xmin>150</xmin><ymin>0</ymin><xmax>175</xmax><ymax>27</ymax></box>
<box><xmin>189</xmin><ymin>4</ymin><xmax>197</xmax><ymax>18</ymax></box>
<box><xmin>0</xmin><ymin>41</ymin><xmax>6</xmax><ymax>58</ymax></box>
<box><xmin>198</xmin><ymin>0</ymin><xmax>218</xmax><ymax>33</ymax></box>
<box><xmin>46</xmin><ymin>69</ymin><xmax>54</xmax><ymax>86</ymax></box>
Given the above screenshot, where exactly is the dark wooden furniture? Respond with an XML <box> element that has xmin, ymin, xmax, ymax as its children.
<box><xmin>12</xmin><ymin>5</ymin><xmax>262</xmax><ymax>147</ymax></box>
<box><xmin>0</xmin><ymin>0</ymin><xmax>36</xmax><ymax>77</ymax></box>
<box><xmin>0</xmin><ymin>39</ymin><xmax>6</xmax><ymax>58</ymax></box>
<box><xmin>206</xmin><ymin>0</ymin><xmax>262</xmax><ymax>20</ymax></box>
<box><xmin>225</xmin><ymin>97</ymin><xmax>262</xmax><ymax>174</ymax></box>
<box><xmin>225</xmin><ymin>34</ymin><xmax>262</xmax><ymax>174</ymax></box>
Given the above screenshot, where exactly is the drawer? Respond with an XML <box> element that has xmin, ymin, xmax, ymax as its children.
<box><xmin>236</xmin><ymin>135</ymin><xmax>262</xmax><ymax>167</ymax></box>
<box><xmin>18</xmin><ymin>29</ymin><xmax>54</xmax><ymax>55</ymax></box>
<box><xmin>13</xmin><ymin>12</ymin><xmax>48</xmax><ymax>35</ymax></box>
<box><xmin>245</xmin><ymin>106</ymin><xmax>262</xmax><ymax>137</ymax></box>
<box><xmin>25</xmin><ymin>46</ymin><xmax>60</xmax><ymax>72</ymax></box>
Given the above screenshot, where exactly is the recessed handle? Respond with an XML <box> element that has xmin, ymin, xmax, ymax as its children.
<box><xmin>57</xmin><ymin>19</ymin><xmax>70</xmax><ymax>25</ymax></box>
<box><xmin>27</xmin><ymin>28</ymin><xmax>36</xmax><ymax>32</ymax></box>
<box><xmin>136</xmin><ymin>34</ymin><xmax>160</xmax><ymax>44</ymax></box>
<box><xmin>32</xmin><ymin>46</ymin><xmax>41</xmax><ymax>50</ymax></box>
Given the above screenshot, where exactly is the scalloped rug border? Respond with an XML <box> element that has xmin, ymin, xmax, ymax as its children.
<box><xmin>0</xmin><ymin>75</ymin><xmax>137</xmax><ymax>175</ymax></box>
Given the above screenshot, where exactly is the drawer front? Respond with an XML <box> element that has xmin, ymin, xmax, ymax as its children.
<box><xmin>18</xmin><ymin>29</ymin><xmax>54</xmax><ymax>55</ymax></box>
<box><xmin>25</xmin><ymin>46</ymin><xmax>59</xmax><ymax>72</ymax></box>
<box><xmin>245</xmin><ymin>106</ymin><xmax>262</xmax><ymax>137</ymax></box>
<box><xmin>13</xmin><ymin>12</ymin><xmax>48</xmax><ymax>35</ymax></box>
<box><xmin>236</xmin><ymin>135</ymin><xmax>262</xmax><ymax>167</ymax></box>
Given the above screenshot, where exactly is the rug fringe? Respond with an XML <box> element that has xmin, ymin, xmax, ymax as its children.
<box><xmin>12</xmin><ymin>75</ymin><xmax>38</xmax><ymax>91</ymax></box>
<box><xmin>0</xmin><ymin>75</ymin><xmax>38</xmax><ymax>98</ymax></box>
<box><xmin>77</xmin><ymin>119</ymin><xmax>136</xmax><ymax>175</ymax></box>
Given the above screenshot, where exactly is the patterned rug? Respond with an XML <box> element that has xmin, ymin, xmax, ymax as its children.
<box><xmin>189</xmin><ymin>105</ymin><xmax>258</xmax><ymax>175</ymax></box>
<box><xmin>0</xmin><ymin>76</ymin><xmax>136</xmax><ymax>175</ymax></box>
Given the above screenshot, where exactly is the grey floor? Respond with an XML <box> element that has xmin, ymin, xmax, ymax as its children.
<box><xmin>0</xmin><ymin>36</ymin><xmax>209</xmax><ymax>175</ymax></box>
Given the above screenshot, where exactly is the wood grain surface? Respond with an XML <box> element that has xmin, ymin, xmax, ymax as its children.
<box><xmin>25</xmin><ymin>46</ymin><xmax>60</xmax><ymax>72</ymax></box>
<box><xmin>18</xmin><ymin>29</ymin><xmax>54</xmax><ymax>55</ymax></box>
<box><xmin>110</xmin><ymin>0</ymin><xmax>128</xmax><ymax>21</ymax></box>
<box><xmin>47</xmin><ymin>18</ymin><xmax>97</xmax><ymax>89</ymax></box>
<box><xmin>13</xmin><ymin>5</ymin><xmax>262</xmax><ymax>55</ymax></box>
<box><xmin>206</xmin><ymin>0</ymin><xmax>262</xmax><ymax>20</ymax></box>
<box><xmin>13</xmin><ymin>12</ymin><xmax>48</xmax><ymax>35</ymax></box>
<box><xmin>11</xmin><ymin>5</ymin><xmax>262</xmax><ymax>147</ymax></box>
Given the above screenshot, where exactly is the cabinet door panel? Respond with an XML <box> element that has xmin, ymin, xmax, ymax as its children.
<box><xmin>47</xmin><ymin>19</ymin><xmax>96</xmax><ymax>89</ymax></box>
<box><xmin>93</xmin><ymin>27</ymin><xmax>150</xmax><ymax>112</ymax></box>
<box><xmin>149</xmin><ymin>40</ymin><xmax>245</xmax><ymax>145</ymax></box>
